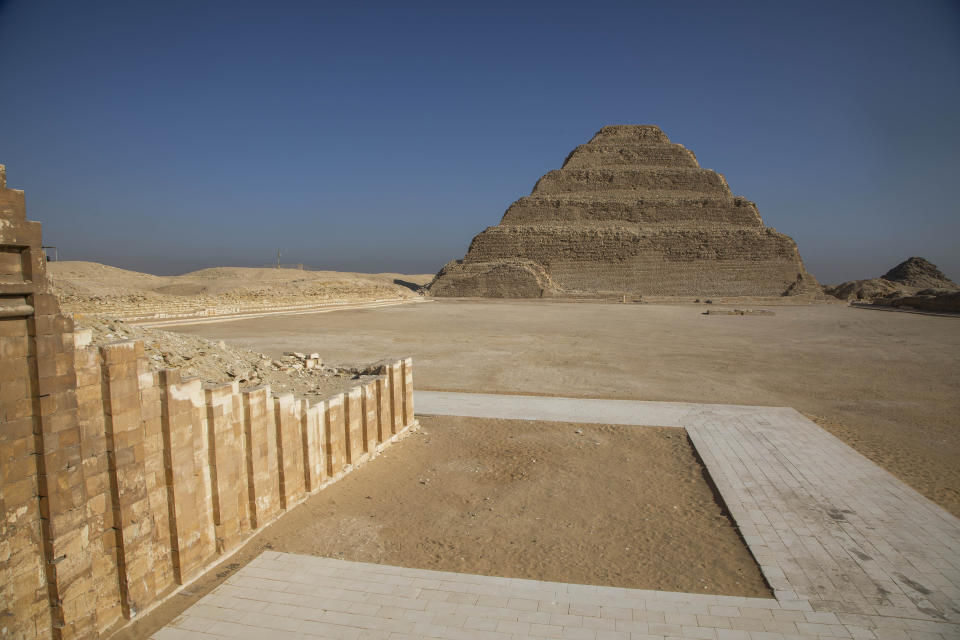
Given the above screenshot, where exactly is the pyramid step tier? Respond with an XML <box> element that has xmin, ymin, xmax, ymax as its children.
<box><xmin>561</xmin><ymin>142</ymin><xmax>699</xmax><ymax>170</ymax></box>
<box><xmin>532</xmin><ymin>167</ymin><xmax>731</xmax><ymax>196</ymax></box>
<box><xmin>501</xmin><ymin>194</ymin><xmax>764</xmax><ymax>228</ymax></box>
<box><xmin>587</xmin><ymin>124</ymin><xmax>672</xmax><ymax>145</ymax></box>
<box><xmin>451</xmin><ymin>225</ymin><xmax>808</xmax><ymax>297</ymax></box>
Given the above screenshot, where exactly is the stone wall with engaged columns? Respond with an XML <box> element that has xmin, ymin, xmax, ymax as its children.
<box><xmin>0</xmin><ymin>165</ymin><xmax>418</xmax><ymax>639</ymax></box>
<box><xmin>9</xmin><ymin>330</ymin><xmax>417</xmax><ymax>639</ymax></box>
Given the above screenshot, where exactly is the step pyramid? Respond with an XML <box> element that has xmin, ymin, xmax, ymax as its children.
<box><xmin>427</xmin><ymin>125</ymin><xmax>819</xmax><ymax>298</ymax></box>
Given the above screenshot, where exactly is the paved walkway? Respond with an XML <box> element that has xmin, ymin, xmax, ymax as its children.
<box><xmin>154</xmin><ymin>392</ymin><xmax>960</xmax><ymax>639</ymax></box>
<box><xmin>129</xmin><ymin>299</ymin><xmax>430</xmax><ymax>328</ymax></box>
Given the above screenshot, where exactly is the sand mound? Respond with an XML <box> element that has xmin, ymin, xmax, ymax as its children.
<box><xmin>45</xmin><ymin>261</ymin><xmax>167</xmax><ymax>296</ymax></box>
<box><xmin>47</xmin><ymin>261</ymin><xmax>432</xmax><ymax>316</ymax></box>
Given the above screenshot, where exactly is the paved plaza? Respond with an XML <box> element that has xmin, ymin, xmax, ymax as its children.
<box><xmin>153</xmin><ymin>392</ymin><xmax>960</xmax><ymax>639</ymax></box>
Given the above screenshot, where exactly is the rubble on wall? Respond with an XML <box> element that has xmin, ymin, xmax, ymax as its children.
<box><xmin>75</xmin><ymin>314</ymin><xmax>389</xmax><ymax>405</ymax></box>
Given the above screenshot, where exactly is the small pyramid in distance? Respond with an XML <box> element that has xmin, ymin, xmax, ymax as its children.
<box><xmin>881</xmin><ymin>257</ymin><xmax>957</xmax><ymax>289</ymax></box>
<box><xmin>427</xmin><ymin>125</ymin><xmax>819</xmax><ymax>298</ymax></box>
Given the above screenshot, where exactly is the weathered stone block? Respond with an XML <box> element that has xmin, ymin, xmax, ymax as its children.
<box><xmin>376</xmin><ymin>377</ymin><xmax>390</xmax><ymax>443</ymax></box>
<box><xmin>389</xmin><ymin>362</ymin><xmax>403</xmax><ymax>435</ymax></box>
<box><xmin>273</xmin><ymin>393</ymin><xmax>305</xmax><ymax>508</ymax></box>
<box><xmin>242</xmin><ymin>386</ymin><xmax>280</xmax><ymax>528</ymax></box>
<box><xmin>344</xmin><ymin>387</ymin><xmax>363</xmax><ymax>465</ymax></box>
<box><xmin>325</xmin><ymin>394</ymin><xmax>346</xmax><ymax>476</ymax></box>
<box><xmin>363</xmin><ymin>382</ymin><xmax>378</xmax><ymax>454</ymax></box>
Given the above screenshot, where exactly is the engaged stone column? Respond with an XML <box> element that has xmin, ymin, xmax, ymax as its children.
<box><xmin>205</xmin><ymin>382</ymin><xmax>249</xmax><ymax>554</ymax></box>
<box><xmin>362</xmin><ymin>382</ymin><xmax>378</xmax><ymax>454</ymax></box>
<box><xmin>389</xmin><ymin>362</ymin><xmax>403</xmax><ymax>435</ymax></box>
<box><xmin>137</xmin><ymin>368</ymin><xmax>176</xmax><ymax>604</ymax></box>
<box><xmin>325</xmin><ymin>394</ymin><xmax>346</xmax><ymax>476</ymax></box>
<box><xmin>273</xmin><ymin>394</ymin><xmax>305</xmax><ymax>509</ymax></box>
<box><xmin>300</xmin><ymin>400</ymin><xmax>324</xmax><ymax>492</ymax></box>
<box><xmin>102</xmin><ymin>342</ymin><xmax>167</xmax><ymax>618</ymax></box>
<box><xmin>376</xmin><ymin>377</ymin><xmax>390</xmax><ymax>443</ymax></box>
<box><xmin>72</xmin><ymin>338</ymin><xmax>123</xmax><ymax>632</ymax></box>
<box><xmin>344</xmin><ymin>387</ymin><xmax>363</xmax><ymax>465</ymax></box>
<box><xmin>241</xmin><ymin>386</ymin><xmax>280</xmax><ymax>528</ymax></box>
<box><xmin>402</xmin><ymin>358</ymin><xmax>414</xmax><ymax>428</ymax></box>
<box><xmin>160</xmin><ymin>373</ymin><xmax>215</xmax><ymax>584</ymax></box>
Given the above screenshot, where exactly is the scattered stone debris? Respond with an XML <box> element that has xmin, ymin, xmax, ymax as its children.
<box><xmin>862</xmin><ymin>290</ymin><xmax>960</xmax><ymax>314</ymax></box>
<box><xmin>74</xmin><ymin>315</ymin><xmax>387</xmax><ymax>403</ymax></box>
<box><xmin>704</xmin><ymin>309</ymin><xmax>775</xmax><ymax>316</ymax></box>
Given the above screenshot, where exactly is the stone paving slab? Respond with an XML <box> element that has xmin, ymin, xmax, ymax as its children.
<box><xmin>154</xmin><ymin>392</ymin><xmax>960</xmax><ymax>639</ymax></box>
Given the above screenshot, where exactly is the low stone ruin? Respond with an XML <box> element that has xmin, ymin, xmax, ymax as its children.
<box><xmin>825</xmin><ymin>257</ymin><xmax>959</xmax><ymax>312</ymax></box>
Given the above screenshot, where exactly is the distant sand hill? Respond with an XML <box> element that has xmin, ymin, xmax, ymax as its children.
<box><xmin>428</xmin><ymin>125</ymin><xmax>820</xmax><ymax>299</ymax></box>
<box><xmin>47</xmin><ymin>261</ymin><xmax>432</xmax><ymax>316</ymax></box>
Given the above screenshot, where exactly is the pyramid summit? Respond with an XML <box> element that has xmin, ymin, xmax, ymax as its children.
<box><xmin>427</xmin><ymin>125</ymin><xmax>819</xmax><ymax>298</ymax></box>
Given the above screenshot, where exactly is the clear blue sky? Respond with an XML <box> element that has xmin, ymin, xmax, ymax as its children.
<box><xmin>1</xmin><ymin>0</ymin><xmax>958</xmax><ymax>283</ymax></box>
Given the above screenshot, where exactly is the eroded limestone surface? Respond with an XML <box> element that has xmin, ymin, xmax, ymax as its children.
<box><xmin>428</xmin><ymin>125</ymin><xmax>819</xmax><ymax>298</ymax></box>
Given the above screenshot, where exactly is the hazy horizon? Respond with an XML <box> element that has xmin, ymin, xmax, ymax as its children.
<box><xmin>1</xmin><ymin>0</ymin><xmax>958</xmax><ymax>284</ymax></box>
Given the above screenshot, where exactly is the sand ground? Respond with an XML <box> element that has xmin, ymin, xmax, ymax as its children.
<box><xmin>174</xmin><ymin>299</ymin><xmax>960</xmax><ymax>517</ymax></box>
<box><xmin>114</xmin><ymin>415</ymin><xmax>769</xmax><ymax>640</ymax></box>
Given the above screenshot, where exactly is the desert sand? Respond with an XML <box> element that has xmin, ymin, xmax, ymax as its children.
<box><xmin>112</xmin><ymin>415</ymin><xmax>770</xmax><ymax>640</ymax></box>
<box><xmin>46</xmin><ymin>261</ymin><xmax>432</xmax><ymax>316</ymax></box>
<box><xmin>173</xmin><ymin>299</ymin><xmax>960</xmax><ymax>517</ymax></box>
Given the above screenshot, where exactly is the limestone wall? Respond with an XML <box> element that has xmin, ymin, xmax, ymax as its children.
<box><xmin>6</xmin><ymin>327</ymin><xmax>417</xmax><ymax>639</ymax></box>
<box><xmin>0</xmin><ymin>166</ymin><xmax>419</xmax><ymax>639</ymax></box>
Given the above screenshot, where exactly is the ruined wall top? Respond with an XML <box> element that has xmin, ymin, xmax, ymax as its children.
<box><xmin>587</xmin><ymin>125</ymin><xmax>671</xmax><ymax>145</ymax></box>
<box><xmin>0</xmin><ymin>165</ymin><xmax>49</xmax><ymax>293</ymax></box>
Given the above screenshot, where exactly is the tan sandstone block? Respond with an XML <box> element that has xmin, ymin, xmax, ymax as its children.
<box><xmin>345</xmin><ymin>387</ymin><xmax>364</xmax><ymax>465</ymax></box>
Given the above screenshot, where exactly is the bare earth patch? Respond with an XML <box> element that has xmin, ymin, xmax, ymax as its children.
<box><xmin>269</xmin><ymin>415</ymin><xmax>769</xmax><ymax>596</ymax></box>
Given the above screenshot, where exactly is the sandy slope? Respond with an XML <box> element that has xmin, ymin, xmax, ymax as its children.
<box><xmin>46</xmin><ymin>261</ymin><xmax>432</xmax><ymax>303</ymax></box>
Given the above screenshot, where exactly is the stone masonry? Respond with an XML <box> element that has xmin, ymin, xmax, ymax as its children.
<box><xmin>0</xmin><ymin>166</ymin><xmax>419</xmax><ymax>639</ymax></box>
<box><xmin>428</xmin><ymin>125</ymin><xmax>820</xmax><ymax>298</ymax></box>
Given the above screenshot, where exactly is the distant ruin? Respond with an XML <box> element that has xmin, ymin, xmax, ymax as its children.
<box><xmin>825</xmin><ymin>256</ymin><xmax>959</xmax><ymax>312</ymax></box>
<box><xmin>428</xmin><ymin>125</ymin><xmax>819</xmax><ymax>298</ymax></box>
